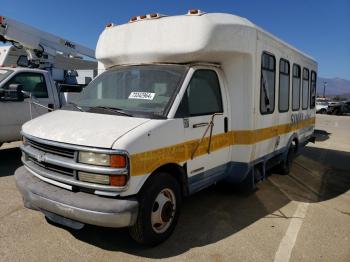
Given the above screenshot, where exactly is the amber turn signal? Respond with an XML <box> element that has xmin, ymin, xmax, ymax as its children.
<box><xmin>110</xmin><ymin>155</ymin><xmax>127</xmax><ymax>168</ymax></box>
<box><xmin>110</xmin><ymin>175</ymin><xmax>127</xmax><ymax>186</ymax></box>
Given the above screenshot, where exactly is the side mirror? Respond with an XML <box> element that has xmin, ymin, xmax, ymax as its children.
<box><xmin>17</xmin><ymin>55</ymin><xmax>29</xmax><ymax>67</ymax></box>
<box><xmin>0</xmin><ymin>84</ymin><xmax>25</xmax><ymax>102</ymax></box>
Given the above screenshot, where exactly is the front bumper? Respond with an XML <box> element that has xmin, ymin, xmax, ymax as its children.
<box><xmin>15</xmin><ymin>166</ymin><xmax>138</xmax><ymax>228</ymax></box>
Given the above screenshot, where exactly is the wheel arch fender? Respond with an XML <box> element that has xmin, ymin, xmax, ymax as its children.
<box><xmin>134</xmin><ymin>162</ymin><xmax>189</xmax><ymax>197</ymax></box>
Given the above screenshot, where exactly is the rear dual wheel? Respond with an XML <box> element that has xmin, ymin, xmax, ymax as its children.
<box><xmin>129</xmin><ymin>173</ymin><xmax>181</xmax><ymax>246</ymax></box>
<box><xmin>278</xmin><ymin>143</ymin><xmax>296</xmax><ymax>175</ymax></box>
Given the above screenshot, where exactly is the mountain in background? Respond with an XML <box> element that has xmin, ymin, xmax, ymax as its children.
<box><xmin>317</xmin><ymin>77</ymin><xmax>350</xmax><ymax>99</ymax></box>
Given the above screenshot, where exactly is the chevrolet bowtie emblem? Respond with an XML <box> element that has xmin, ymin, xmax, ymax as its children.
<box><xmin>36</xmin><ymin>153</ymin><xmax>45</xmax><ymax>163</ymax></box>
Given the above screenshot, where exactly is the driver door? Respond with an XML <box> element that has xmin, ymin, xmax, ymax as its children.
<box><xmin>176</xmin><ymin>68</ymin><xmax>230</xmax><ymax>193</ymax></box>
<box><xmin>0</xmin><ymin>72</ymin><xmax>50</xmax><ymax>142</ymax></box>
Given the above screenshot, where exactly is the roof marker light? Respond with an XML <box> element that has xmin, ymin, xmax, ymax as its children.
<box><xmin>187</xmin><ymin>9</ymin><xmax>205</xmax><ymax>15</ymax></box>
<box><xmin>129</xmin><ymin>13</ymin><xmax>164</xmax><ymax>23</ymax></box>
<box><xmin>130</xmin><ymin>16</ymin><xmax>138</xmax><ymax>22</ymax></box>
<box><xmin>149</xmin><ymin>13</ymin><xmax>159</xmax><ymax>18</ymax></box>
<box><xmin>105</xmin><ymin>23</ymin><xmax>114</xmax><ymax>28</ymax></box>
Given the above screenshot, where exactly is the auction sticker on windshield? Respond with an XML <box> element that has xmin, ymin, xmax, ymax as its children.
<box><xmin>129</xmin><ymin>92</ymin><xmax>155</xmax><ymax>100</ymax></box>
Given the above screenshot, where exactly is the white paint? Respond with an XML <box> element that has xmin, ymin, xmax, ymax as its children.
<box><xmin>274</xmin><ymin>202</ymin><xmax>309</xmax><ymax>262</ymax></box>
<box><xmin>96</xmin><ymin>13</ymin><xmax>315</xmax><ymax>67</ymax></box>
<box><xmin>22</xmin><ymin>110</ymin><xmax>150</xmax><ymax>148</ymax></box>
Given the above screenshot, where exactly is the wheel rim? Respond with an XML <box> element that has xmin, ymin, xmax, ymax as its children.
<box><xmin>151</xmin><ymin>188</ymin><xmax>176</xmax><ymax>234</ymax></box>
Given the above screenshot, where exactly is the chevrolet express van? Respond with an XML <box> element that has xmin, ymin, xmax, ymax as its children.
<box><xmin>15</xmin><ymin>11</ymin><xmax>316</xmax><ymax>245</ymax></box>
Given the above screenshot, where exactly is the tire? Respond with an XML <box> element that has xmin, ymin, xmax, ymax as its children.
<box><xmin>129</xmin><ymin>172</ymin><xmax>181</xmax><ymax>246</ymax></box>
<box><xmin>278</xmin><ymin>145</ymin><xmax>295</xmax><ymax>176</ymax></box>
<box><xmin>320</xmin><ymin>108</ymin><xmax>326</xmax><ymax>114</ymax></box>
<box><xmin>238</xmin><ymin>166</ymin><xmax>261</xmax><ymax>193</ymax></box>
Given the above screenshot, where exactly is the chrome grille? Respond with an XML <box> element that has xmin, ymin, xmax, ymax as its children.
<box><xmin>27</xmin><ymin>138</ymin><xmax>75</xmax><ymax>158</ymax></box>
<box><xmin>21</xmin><ymin>135</ymin><xmax>129</xmax><ymax>193</ymax></box>
<box><xmin>27</xmin><ymin>156</ymin><xmax>74</xmax><ymax>177</ymax></box>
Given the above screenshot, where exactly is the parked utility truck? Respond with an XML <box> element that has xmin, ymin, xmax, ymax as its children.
<box><xmin>0</xmin><ymin>16</ymin><xmax>96</xmax><ymax>146</ymax></box>
<box><xmin>15</xmin><ymin>11</ymin><xmax>317</xmax><ymax>245</ymax></box>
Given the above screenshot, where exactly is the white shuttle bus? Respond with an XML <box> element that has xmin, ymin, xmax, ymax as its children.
<box><xmin>15</xmin><ymin>11</ymin><xmax>317</xmax><ymax>245</ymax></box>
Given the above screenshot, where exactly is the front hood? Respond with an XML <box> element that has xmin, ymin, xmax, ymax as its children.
<box><xmin>22</xmin><ymin>110</ymin><xmax>150</xmax><ymax>148</ymax></box>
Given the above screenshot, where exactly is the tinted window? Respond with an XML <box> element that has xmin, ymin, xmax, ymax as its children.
<box><xmin>279</xmin><ymin>59</ymin><xmax>290</xmax><ymax>112</ymax></box>
<box><xmin>292</xmin><ymin>64</ymin><xmax>301</xmax><ymax>111</ymax></box>
<box><xmin>179</xmin><ymin>70</ymin><xmax>223</xmax><ymax>117</ymax></box>
<box><xmin>302</xmin><ymin>68</ymin><xmax>309</xmax><ymax>110</ymax></box>
<box><xmin>4</xmin><ymin>72</ymin><xmax>48</xmax><ymax>98</ymax></box>
<box><xmin>260</xmin><ymin>52</ymin><xmax>276</xmax><ymax>114</ymax></box>
<box><xmin>310</xmin><ymin>71</ymin><xmax>317</xmax><ymax>109</ymax></box>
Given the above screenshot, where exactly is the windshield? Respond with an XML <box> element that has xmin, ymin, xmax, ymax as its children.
<box><xmin>70</xmin><ymin>65</ymin><xmax>188</xmax><ymax>118</ymax></box>
<box><xmin>0</xmin><ymin>69</ymin><xmax>13</xmax><ymax>83</ymax></box>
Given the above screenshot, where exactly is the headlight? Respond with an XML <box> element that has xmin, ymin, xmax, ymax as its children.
<box><xmin>79</xmin><ymin>152</ymin><xmax>110</xmax><ymax>166</ymax></box>
<box><xmin>78</xmin><ymin>151</ymin><xmax>127</xmax><ymax>168</ymax></box>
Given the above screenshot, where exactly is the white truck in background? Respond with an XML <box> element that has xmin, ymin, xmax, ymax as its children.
<box><xmin>0</xmin><ymin>15</ymin><xmax>97</xmax><ymax>147</ymax></box>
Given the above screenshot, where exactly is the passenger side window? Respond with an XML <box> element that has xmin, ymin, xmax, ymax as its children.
<box><xmin>279</xmin><ymin>59</ymin><xmax>290</xmax><ymax>112</ymax></box>
<box><xmin>292</xmin><ymin>64</ymin><xmax>301</xmax><ymax>111</ymax></box>
<box><xmin>260</xmin><ymin>52</ymin><xmax>276</xmax><ymax>114</ymax></box>
<box><xmin>176</xmin><ymin>70</ymin><xmax>223</xmax><ymax>117</ymax></box>
<box><xmin>310</xmin><ymin>71</ymin><xmax>316</xmax><ymax>109</ymax></box>
<box><xmin>302</xmin><ymin>68</ymin><xmax>309</xmax><ymax>110</ymax></box>
<box><xmin>5</xmin><ymin>72</ymin><xmax>48</xmax><ymax>98</ymax></box>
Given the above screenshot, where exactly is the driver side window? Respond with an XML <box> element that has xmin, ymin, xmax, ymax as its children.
<box><xmin>4</xmin><ymin>72</ymin><xmax>48</xmax><ymax>98</ymax></box>
<box><xmin>176</xmin><ymin>69</ymin><xmax>223</xmax><ymax>117</ymax></box>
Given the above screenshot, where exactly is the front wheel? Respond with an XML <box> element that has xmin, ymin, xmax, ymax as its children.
<box><xmin>129</xmin><ymin>173</ymin><xmax>181</xmax><ymax>246</ymax></box>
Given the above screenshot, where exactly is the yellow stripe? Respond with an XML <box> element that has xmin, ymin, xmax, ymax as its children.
<box><xmin>130</xmin><ymin>117</ymin><xmax>315</xmax><ymax>176</ymax></box>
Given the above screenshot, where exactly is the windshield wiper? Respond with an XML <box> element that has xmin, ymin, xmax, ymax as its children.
<box><xmin>93</xmin><ymin>106</ymin><xmax>133</xmax><ymax>117</ymax></box>
<box><xmin>67</xmin><ymin>102</ymin><xmax>85</xmax><ymax>112</ymax></box>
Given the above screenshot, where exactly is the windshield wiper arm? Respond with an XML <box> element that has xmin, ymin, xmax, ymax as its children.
<box><xmin>67</xmin><ymin>102</ymin><xmax>85</xmax><ymax>112</ymax></box>
<box><xmin>93</xmin><ymin>106</ymin><xmax>133</xmax><ymax>117</ymax></box>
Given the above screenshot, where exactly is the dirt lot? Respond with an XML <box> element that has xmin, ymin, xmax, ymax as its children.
<box><xmin>0</xmin><ymin>114</ymin><xmax>349</xmax><ymax>262</ymax></box>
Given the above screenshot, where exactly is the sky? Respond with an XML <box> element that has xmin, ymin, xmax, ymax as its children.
<box><xmin>1</xmin><ymin>0</ymin><xmax>350</xmax><ymax>80</ymax></box>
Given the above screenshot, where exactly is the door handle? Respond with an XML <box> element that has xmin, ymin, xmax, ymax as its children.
<box><xmin>192</xmin><ymin>122</ymin><xmax>208</xmax><ymax>128</ymax></box>
<box><xmin>224</xmin><ymin>117</ymin><xmax>228</xmax><ymax>133</ymax></box>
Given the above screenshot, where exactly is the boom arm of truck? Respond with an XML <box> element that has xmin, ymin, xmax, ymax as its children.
<box><xmin>0</xmin><ymin>15</ymin><xmax>95</xmax><ymax>70</ymax></box>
